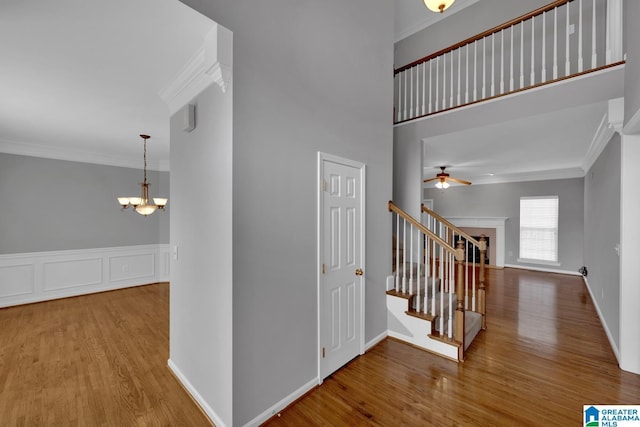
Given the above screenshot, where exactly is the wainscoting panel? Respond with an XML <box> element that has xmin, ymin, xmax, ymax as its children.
<box><xmin>0</xmin><ymin>264</ymin><xmax>34</xmax><ymax>299</ymax></box>
<box><xmin>43</xmin><ymin>258</ymin><xmax>103</xmax><ymax>291</ymax></box>
<box><xmin>0</xmin><ymin>244</ymin><xmax>170</xmax><ymax>308</ymax></box>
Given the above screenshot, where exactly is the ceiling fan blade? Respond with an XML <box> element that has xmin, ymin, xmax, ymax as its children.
<box><xmin>423</xmin><ymin>177</ymin><xmax>440</xmax><ymax>183</ymax></box>
<box><xmin>447</xmin><ymin>176</ymin><xmax>472</xmax><ymax>185</ymax></box>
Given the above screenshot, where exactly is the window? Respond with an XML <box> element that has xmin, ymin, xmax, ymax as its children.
<box><xmin>519</xmin><ymin>196</ymin><xmax>559</xmax><ymax>263</ymax></box>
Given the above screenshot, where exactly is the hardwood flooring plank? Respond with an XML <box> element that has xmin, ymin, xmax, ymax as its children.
<box><xmin>0</xmin><ymin>284</ymin><xmax>211</xmax><ymax>426</ymax></box>
<box><xmin>265</xmin><ymin>268</ymin><xmax>640</xmax><ymax>426</ymax></box>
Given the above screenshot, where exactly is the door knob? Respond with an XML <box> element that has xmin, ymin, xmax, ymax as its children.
<box><xmin>355</xmin><ymin>268</ymin><xmax>364</xmax><ymax>276</ymax></box>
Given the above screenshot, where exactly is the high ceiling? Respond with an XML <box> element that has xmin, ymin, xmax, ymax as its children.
<box><xmin>394</xmin><ymin>0</ymin><xmax>623</xmax><ymax>186</ymax></box>
<box><xmin>0</xmin><ymin>0</ymin><xmax>624</xmax><ymax>184</ymax></box>
<box><xmin>0</xmin><ymin>0</ymin><xmax>214</xmax><ymax>170</ymax></box>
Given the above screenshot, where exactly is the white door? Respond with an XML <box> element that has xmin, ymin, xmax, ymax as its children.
<box><xmin>318</xmin><ymin>153</ymin><xmax>365</xmax><ymax>380</ymax></box>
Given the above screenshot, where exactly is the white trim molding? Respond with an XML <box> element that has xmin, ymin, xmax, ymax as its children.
<box><xmin>167</xmin><ymin>359</ymin><xmax>227</xmax><ymax>427</ymax></box>
<box><xmin>244</xmin><ymin>377</ymin><xmax>318</xmax><ymax>427</ymax></box>
<box><xmin>159</xmin><ymin>24</ymin><xmax>233</xmax><ymax>115</ymax></box>
<box><xmin>444</xmin><ymin>216</ymin><xmax>508</xmax><ymax>267</ymax></box>
<box><xmin>0</xmin><ymin>244</ymin><xmax>170</xmax><ymax>308</ymax></box>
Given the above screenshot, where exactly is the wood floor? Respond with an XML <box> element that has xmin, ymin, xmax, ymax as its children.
<box><xmin>265</xmin><ymin>268</ymin><xmax>640</xmax><ymax>426</ymax></box>
<box><xmin>0</xmin><ymin>283</ymin><xmax>211</xmax><ymax>426</ymax></box>
<box><xmin>2</xmin><ymin>269</ymin><xmax>638</xmax><ymax>426</ymax></box>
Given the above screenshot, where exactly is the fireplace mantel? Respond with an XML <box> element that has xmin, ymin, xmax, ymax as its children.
<box><xmin>444</xmin><ymin>217</ymin><xmax>508</xmax><ymax>267</ymax></box>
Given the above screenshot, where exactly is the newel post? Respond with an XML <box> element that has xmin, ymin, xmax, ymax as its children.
<box><xmin>479</xmin><ymin>235</ymin><xmax>487</xmax><ymax>330</ymax></box>
<box><xmin>455</xmin><ymin>240</ymin><xmax>466</xmax><ymax>361</ymax></box>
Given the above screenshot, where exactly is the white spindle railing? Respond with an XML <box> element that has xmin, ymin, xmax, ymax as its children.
<box><xmin>394</xmin><ymin>0</ymin><xmax>623</xmax><ymax>124</ymax></box>
<box><xmin>389</xmin><ymin>202</ymin><xmax>484</xmax><ymax>348</ymax></box>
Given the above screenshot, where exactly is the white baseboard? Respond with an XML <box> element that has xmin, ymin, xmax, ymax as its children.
<box><xmin>582</xmin><ymin>276</ymin><xmax>621</xmax><ymax>363</ymax></box>
<box><xmin>365</xmin><ymin>330</ymin><xmax>388</xmax><ymax>351</ymax></box>
<box><xmin>167</xmin><ymin>359</ymin><xmax>227</xmax><ymax>427</ymax></box>
<box><xmin>0</xmin><ymin>244</ymin><xmax>170</xmax><ymax>307</ymax></box>
<box><xmin>504</xmin><ymin>263</ymin><xmax>581</xmax><ymax>276</ymax></box>
<box><xmin>244</xmin><ymin>377</ymin><xmax>318</xmax><ymax>427</ymax></box>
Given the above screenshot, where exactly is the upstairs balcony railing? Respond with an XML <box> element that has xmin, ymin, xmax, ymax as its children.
<box><xmin>394</xmin><ymin>0</ymin><xmax>624</xmax><ymax>124</ymax></box>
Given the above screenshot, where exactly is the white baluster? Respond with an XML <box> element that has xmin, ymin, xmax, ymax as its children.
<box><xmin>578</xmin><ymin>0</ymin><xmax>584</xmax><ymax>72</ymax></box>
<box><xmin>443</xmin><ymin>52</ymin><xmax>447</xmax><ymax>109</ymax></box>
<box><xmin>409</xmin><ymin>224</ymin><xmax>414</xmax><ymax>295</ymax></box>
<box><xmin>566</xmin><ymin>1</ymin><xmax>571</xmax><ymax>76</ymax></box>
<box><xmin>464</xmin><ymin>241</ymin><xmax>469</xmax><ymax>310</ymax></box>
<box><xmin>592</xmin><ymin>0</ymin><xmax>597</xmax><ymax>68</ymax></box>
<box><xmin>457</xmin><ymin>48</ymin><xmax>461</xmax><ymax>106</ymax></box>
<box><xmin>482</xmin><ymin>37</ymin><xmax>486</xmax><ymax>99</ymax></box>
<box><xmin>417</xmin><ymin>230</ymin><xmax>422</xmax><ymax>313</ymax></box>
<box><xmin>450</xmin><ymin>50</ymin><xmax>454</xmax><ymax>107</ymax></box>
<box><xmin>491</xmin><ymin>33</ymin><xmax>495</xmax><ymax>96</ymax></box>
<box><xmin>465</xmin><ymin>44</ymin><xmax>469</xmax><ymax>103</ymax></box>
<box><xmin>402</xmin><ymin>218</ymin><xmax>407</xmax><ymax>293</ymax></box>
<box><xmin>500</xmin><ymin>29</ymin><xmax>504</xmax><ymax>94</ymax></box>
<box><xmin>403</xmin><ymin>70</ymin><xmax>408</xmax><ymax>120</ymax></box>
<box><xmin>428</xmin><ymin>59</ymin><xmax>433</xmax><ymax>114</ymax></box>
<box><xmin>472</xmin><ymin>244</ymin><xmax>477</xmax><ymax>312</ymax></box>
<box><xmin>448</xmin><ymin>252</ymin><xmax>453</xmax><ymax>339</ymax></box>
<box><xmin>422</xmin><ymin>61</ymin><xmax>426</xmax><ymax>115</ymax></box>
<box><xmin>531</xmin><ymin>16</ymin><xmax>535</xmax><ymax>85</ymax></box>
<box><xmin>473</xmin><ymin>41</ymin><xmax>478</xmax><ymax>101</ymax></box>
<box><xmin>409</xmin><ymin>68</ymin><xmax>414</xmax><ymax>119</ymax></box>
<box><xmin>510</xmin><ymin>25</ymin><xmax>514</xmax><ymax>91</ymax></box>
<box><xmin>520</xmin><ymin>23</ymin><xmax>524</xmax><ymax>88</ymax></box>
<box><xmin>439</xmin><ymin>246</ymin><xmax>444</xmax><ymax>334</ymax></box>
<box><xmin>395</xmin><ymin>214</ymin><xmax>400</xmax><ymax>291</ymax></box>
<box><xmin>435</xmin><ymin>57</ymin><xmax>440</xmax><ymax>111</ymax></box>
<box><xmin>431</xmin><ymin>240</ymin><xmax>436</xmax><ymax>315</ymax></box>
<box><xmin>554</xmin><ymin>7</ymin><xmax>559</xmax><ymax>79</ymax></box>
<box><xmin>396</xmin><ymin>73</ymin><xmax>402</xmax><ymax>122</ymax></box>
<box><xmin>542</xmin><ymin>12</ymin><xmax>547</xmax><ymax>82</ymax></box>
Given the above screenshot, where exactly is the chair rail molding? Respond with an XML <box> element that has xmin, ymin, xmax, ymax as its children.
<box><xmin>0</xmin><ymin>244</ymin><xmax>170</xmax><ymax>308</ymax></box>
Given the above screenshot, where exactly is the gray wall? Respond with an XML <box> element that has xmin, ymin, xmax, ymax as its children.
<box><xmin>584</xmin><ymin>134</ymin><xmax>620</xmax><ymax>349</ymax></box>
<box><xmin>424</xmin><ymin>177</ymin><xmax>584</xmax><ymax>273</ymax></box>
<box><xmin>175</xmin><ymin>1</ymin><xmax>393</xmax><ymax>425</ymax></box>
<box><xmin>170</xmin><ymin>81</ymin><xmax>234</xmax><ymax>424</ymax></box>
<box><xmin>0</xmin><ymin>153</ymin><xmax>168</xmax><ymax>254</ymax></box>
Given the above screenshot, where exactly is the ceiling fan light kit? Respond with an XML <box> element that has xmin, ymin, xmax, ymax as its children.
<box><xmin>117</xmin><ymin>134</ymin><xmax>168</xmax><ymax>216</ymax></box>
<box><xmin>424</xmin><ymin>166</ymin><xmax>471</xmax><ymax>189</ymax></box>
<box><xmin>423</xmin><ymin>0</ymin><xmax>455</xmax><ymax>13</ymax></box>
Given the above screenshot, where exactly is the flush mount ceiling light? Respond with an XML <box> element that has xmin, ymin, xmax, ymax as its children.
<box><xmin>423</xmin><ymin>166</ymin><xmax>471</xmax><ymax>189</ymax></box>
<box><xmin>117</xmin><ymin>134</ymin><xmax>168</xmax><ymax>216</ymax></box>
<box><xmin>424</xmin><ymin>0</ymin><xmax>455</xmax><ymax>13</ymax></box>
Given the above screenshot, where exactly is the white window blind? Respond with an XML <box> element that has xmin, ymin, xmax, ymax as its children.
<box><xmin>519</xmin><ymin>196</ymin><xmax>559</xmax><ymax>262</ymax></box>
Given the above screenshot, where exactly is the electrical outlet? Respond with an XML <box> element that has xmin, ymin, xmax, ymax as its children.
<box><xmin>122</xmin><ymin>264</ymin><xmax>129</xmax><ymax>273</ymax></box>
<box><xmin>569</xmin><ymin>23</ymin><xmax>575</xmax><ymax>35</ymax></box>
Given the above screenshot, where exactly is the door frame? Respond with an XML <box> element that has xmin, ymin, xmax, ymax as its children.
<box><xmin>316</xmin><ymin>152</ymin><xmax>366</xmax><ymax>383</ymax></box>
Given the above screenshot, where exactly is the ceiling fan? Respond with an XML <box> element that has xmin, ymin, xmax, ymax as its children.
<box><xmin>423</xmin><ymin>166</ymin><xmax>472</xmax><ymax>189</ymax></box>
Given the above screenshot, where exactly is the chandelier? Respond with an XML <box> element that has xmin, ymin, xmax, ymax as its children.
<box><xmin>424</xmin><ymin>0</ymin><xmax>455</xmax><ymax>13</ymax></box>
<box><xmin>117</xmin><ymin>134</ymin><xmax>168</xmax><ymax>216</ymax></box>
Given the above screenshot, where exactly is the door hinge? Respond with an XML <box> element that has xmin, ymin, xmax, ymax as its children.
<box><xmin>322</xmin><ymin>263</ymin><xmax>326</xmax><ymax>274</ymax></box>
<box><xmin>322</xmin><ymin>179</ymin><xmax>326</xmax><ymax>192</ymax></box>
<box><xmin>322</xmin><ymin>347</ymin><xmax>326</xmax><ymax>358</ymax></box>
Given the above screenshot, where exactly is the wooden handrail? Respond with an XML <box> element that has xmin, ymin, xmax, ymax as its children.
<box><xmin>421</xmin><ymin>204</ymin><xmax>481</xmax><ymax>247</ymax></box>
<box><xmin>395</xmin><ymin>0</ymin><xmax>572</xmax><ymax>74</ymax></box>
<box><xmin>388</xmin><ymin>201</ymin><xmax>455</xmax><ymax>254</ymax></box>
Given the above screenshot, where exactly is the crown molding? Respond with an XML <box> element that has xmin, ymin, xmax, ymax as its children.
<box><xmin>582</xmin><ymin>97</ymin><xmax>624</xmax><ymax>173</ymax></box>
<box><xmin>159</xmin><ymin>24</ymin><xmax>232</xmax><ymax>115</ymax></box>
<box><xmin>0</xmin><ymin>137</ymin><xmax>169</xmax><ymax>171</ymax></box>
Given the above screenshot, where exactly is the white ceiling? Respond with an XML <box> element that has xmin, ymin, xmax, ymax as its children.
<box><xmin>0</xmin><ymin>0</ymin><xmax>214</xmax><ymax>170</ymax></box>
